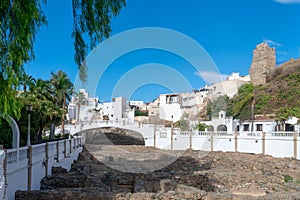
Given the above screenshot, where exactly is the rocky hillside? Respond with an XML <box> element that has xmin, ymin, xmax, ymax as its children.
<box><xmin>255</xmin><ymin>59</ymin><xmax>300</xmax><ymax>116</ymax></box>
<box><xmin>225</xmin><ymin>59</ymin><xmax>300</xmax><ymax>121</ymax></box>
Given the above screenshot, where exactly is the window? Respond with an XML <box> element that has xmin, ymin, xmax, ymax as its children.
<box><xmin>256</xmin><ymin>124</ymin><xmax>263</xmax><ymax>131</ymax></box>
<box><xmin>243</xmin><ymin>124</ymin><xmax>249</xmax><ymax>131</ymax></box>
<box><xmin>160</xmin><ymin>132</ymin><xmax>167</xmax><ymax>138</ymax></box>
<box><xmin>170</xmin><ymin>96</ymin><xmax>178</xmax><ymax>103</ymax></box>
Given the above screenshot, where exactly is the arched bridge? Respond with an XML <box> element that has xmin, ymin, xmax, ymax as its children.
<box><xmin>66</xmin><ymin>121</ymin><xmax>156</xmax><ymax>146</ymax></box>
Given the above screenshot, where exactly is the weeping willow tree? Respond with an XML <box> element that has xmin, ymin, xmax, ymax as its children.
<box><xmin>0</xmin><ymin>0</ymin><xmax>46</xmax><ymax>118</ymax></box>
<box><xmin>72</xmin><ymin>0</ymin><xmax>126</xmax><ymax>82</ymax></box>
<box><xmin>0</xmin><ymin>0</ymin><xmax>126</xmax><ymax>118</ymax></box>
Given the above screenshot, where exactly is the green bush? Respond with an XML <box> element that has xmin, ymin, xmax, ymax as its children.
<box><xmin>284</xmin><ymin>175</ymin><xmax>293</xmax><ymax>183</ymax></box>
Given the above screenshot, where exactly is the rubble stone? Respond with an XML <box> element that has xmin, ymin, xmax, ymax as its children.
<box><xmin>16</xmin><ymin>146</ymin><xmax>300</xmax><ymax>200</ymax></box>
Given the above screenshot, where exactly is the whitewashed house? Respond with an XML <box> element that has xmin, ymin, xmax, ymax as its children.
<box><xmin>102</xmin><ymin>102</ymin><xmax>114</xmax><ymax>120</ymax></box>
<box><xmin>238</xmin><ymin>115</ymin><xmax>300</xmax><ymax>134</ymax></box>
<box><xmin>102</xmin><ymin>97</ymin><xmax>134</xmax><ymax>124</ymax></box>
<box><xmin>200</xmin><ymin>111</ymin><xmax>238</xmax><ymax>133</ymax></box>
<box><xmin>159</xmin><ymin>93</ymin><xmax>182</xmax><ymax>122</ymax></box>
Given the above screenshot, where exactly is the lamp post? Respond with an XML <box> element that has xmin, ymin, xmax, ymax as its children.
<box><xmin>26</xmin><ymin>104</ymin><xmax>33</xmax><ymax>146</ymax></box>
<box><xmin>171</xmin><ymin>115</ymin><xmax>174</xmax><ymax>151</ymax></box>
<box><xmin>251</xmin><ymin>103</ymin><xmax>254</xmax><ymax>133</ymax></box>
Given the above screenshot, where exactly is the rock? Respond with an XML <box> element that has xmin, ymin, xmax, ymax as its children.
<box><xmin>15</xmin><ymin>146</ymin><xmax>300</xmax><ymax>199</ymax></box>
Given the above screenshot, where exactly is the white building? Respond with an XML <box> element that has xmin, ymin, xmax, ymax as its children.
<box><xmin>239</xmin><ymin>115</ymin><xmax>299</xmax><ymax>133</ymax></box>
<box><xmin>207</xmin><ymin>73</ymin><xmax>250</xmax><ymax>99</ymax></box>
<box><xmin>148</xmin><ymin>98</ymin><xmax>160</xmax><ymax>117</ymax></box>
<box><xmin>102</xmin><ymin>102</ymin><xmax>114</xmax><ymax>120</ymax></box>
<box><xmin>199</xmin><ymin>112</ymin><xmax>300</xmax><ymax>135</ymax></box>
<box><xmin>129</xmin><ymin>100</ymin><xmax>144</xmax><ymax>107</ymax></box>
<box><xmin>200</xmin><ymin>111</ymin><xmax>238</xmax><ymax>132</ymax></box>
<box><xmin>101</xmin><ymin>97</ymin><xmax>134</xmax><ymax>124</ymax></box>
<box><xmin>68</xmin><ymin>89</ymin><xmax>101</xmax><ymax>122</ymax></box>
<box><xmin>159</xmin><ymin>93</ymin><xmax>182</xmax><ymax>122</ymax></box>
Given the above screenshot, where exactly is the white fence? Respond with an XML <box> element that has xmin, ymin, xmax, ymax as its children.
<box><xmin>65</xmin><ymin>122</ymin><xmax>300</xmax><ymax>162</ymax></box>
<box><xmin>0</xmin><ymin>137</ymin><xmax>83</xmax><ymax>200</ymax></box>
<box><xmin>144</xmin><ymin>130</ymin><xmax>300</xmax><ymax>160</ymax></box>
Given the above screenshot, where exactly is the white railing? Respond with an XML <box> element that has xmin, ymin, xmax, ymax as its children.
<box><xmin>195</xmin><ymin>131</ymin><xmax>211</xmax><ymax>136</ymax></box>
<box><xmin>0</xmin><ymin>150</ymin><xmax>5</xmax><ymax>200</ymax></box>
<box><xmin>4</xmin><ymin>136</ymin><xmax>84</xmax><ymax>200</ymax></box>
<box><xmin>32</xmin><ymin>143</ymin><xmax>46</xmax><ymax>156</ymax></box>
<box><xmin>271</xmin><ymin>131</ymin><xmax>295</xmax><ymax>137</ymax></box>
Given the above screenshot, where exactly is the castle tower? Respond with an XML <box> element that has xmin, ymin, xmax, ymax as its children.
<box><xmin>249</xmin><ymin>43</ymin><xmax>276</xmax><ymax>86</ymax></box>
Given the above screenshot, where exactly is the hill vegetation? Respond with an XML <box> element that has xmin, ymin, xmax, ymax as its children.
<box><xmin>207</xmin><ymin>59</ymin><xmax>300</xmax><ymax>127</ymax></box>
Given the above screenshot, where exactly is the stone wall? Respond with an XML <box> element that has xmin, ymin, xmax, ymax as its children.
<box><xmin>76</xmin><ymin>127</ymin><xmax>145</xmax><ymax>145</ymax></box>
<box><xmin>249</xmin><ymin>43</ymin><xmax>276</xmax><ymax>86</ymax></box>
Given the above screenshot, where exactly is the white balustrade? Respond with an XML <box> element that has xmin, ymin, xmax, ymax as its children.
<box><xmin>2</xmin><ymin>136</ymin><xmax>84</xmax><ymax>200</ymax></box>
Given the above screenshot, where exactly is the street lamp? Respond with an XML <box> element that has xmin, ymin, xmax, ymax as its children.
<box><xmin>251</xmin><ymin>103</ymin><xmax>254</xmax><ymax>133</ymax></box>
<box><xmin>26</xmin><ymin>104</ymin><xmax>33</xmax><ymax>146</ymax></box>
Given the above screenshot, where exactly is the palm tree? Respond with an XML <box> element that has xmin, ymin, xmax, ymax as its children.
<box><xmin>20</xmin><ymin>79</ymin><xmax>58</xmax><ymax>142</ymax></box>
<box><xmin>50</xmin><ymin>70</ymin><xmax>74</xmax><ymax>137</ymax></box>
<box><xmin>20</xmin><ymin>73</ymin><xmax>36</xmax><ymax>92</ymax></box>
<box><xmin>74</xmin><ymin>91</ymin><xmax>87</xmax><ymax>123</ymax></box>
<box><xmin>31</xmin><ymin>79</ymin><xmax>58</xmax><ymax>141</ymax></box>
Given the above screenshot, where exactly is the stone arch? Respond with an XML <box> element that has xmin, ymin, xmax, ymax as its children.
<box><xmin>76</xmin><ymin>127</ymin><xmax>145</xmax><ymax>145</ymax></box>
<box><xmin>217</xmin><ymin>125</ymin><xmax>227</xmax><ymax>132</ymax></box>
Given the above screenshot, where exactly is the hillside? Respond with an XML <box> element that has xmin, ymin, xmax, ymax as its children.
<box><xmin>255</xmin><ymin>59</ymin><xmax>300</xmax><ymax>116</ymax></box>
<box><xmin>225</xmin><ymin>59</ymin><xmax>300</xmax><ymax>121</ymax></box>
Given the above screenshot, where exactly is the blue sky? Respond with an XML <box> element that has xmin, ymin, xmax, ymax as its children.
<box><xmin>25</xmin><ymin>0</ymin><xmax>300</xmax><ymax>102</ymax></box>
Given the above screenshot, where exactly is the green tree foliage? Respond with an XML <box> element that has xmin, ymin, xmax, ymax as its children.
<box><xmin>0</xmin><ymin>71</ymin><xmax>73</xmax><ymax>148</ymax></box>
<box><xmin>176</xmin><ymin>119</ymin><xmax>189</xmax><ymax>131</ymax></box>
<box><xmin>50</xmin><ymin>70</ymin><xmax>74</xmax><ymax>135</ymax></box>
<box><xmin>0</xmin><ymin>0</ymin><xmax>46</xmax><ymax>118</ymax></box>
<box><xmin>230</xmin><ymin>83</ymin><xmax>254</xmax><ymax>120</ymax></box>
<box><xmin>0</xmin><ymin>0</ymin><xmax>126</xmax><ymax>118</ymax></box>
<box><xmin>226</xmin><ymin>60</ymin><xmax>300</xmax><ymax>124</ymax></box>
<box><xmin>195</xmin><ymin>123</ymin><xmax>207</xmax><ymax>131</ymax></box>
<box><xmin>206</xmin><ymin>95</ymin><xmax>230</xmax><ymax>120</ymax></box>
<box><xmin>134</xmin><ymin>110</ymin><xmax>148</xmax><ymax>117</ymax></box>
<box><xmin>74</xmin><ymin>91</ymin><xmax>87</xmax><ymax>122</ymax></box>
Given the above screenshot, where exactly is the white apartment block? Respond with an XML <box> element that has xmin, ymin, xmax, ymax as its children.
<box><xmin>112</xmin><ymin>96</ymin><xmax>128</xmax><ymax>121</ymax></box>
<box><xmin>207</xmin><ymin>73</ymin><xmax>250</xmax><ymax>99</ymax></box>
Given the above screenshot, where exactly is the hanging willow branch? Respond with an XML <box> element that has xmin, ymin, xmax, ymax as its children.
<box><xmin>72</xmin><ymin>0</ymin><xmax>126</xmax><ymax>82</ymax></box>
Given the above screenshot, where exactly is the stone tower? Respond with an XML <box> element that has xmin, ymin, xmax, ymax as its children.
<box><xmin>249</xmin><ymin>43</ymin><xmax>276</xmax><ymax>86</ymax></box>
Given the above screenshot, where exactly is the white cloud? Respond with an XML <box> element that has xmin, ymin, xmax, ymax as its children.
<box><xmin>277</xmin><ymin>51</ymin><xmax>288</xmax><ymax>55</ymax></box>
<box><xmin>262</xmin><ymin>38</ymin><xmax>282</xmax><ymax>47</ymax></box>
<box><xmin>274</xmin><ymin>0</ymin><xmax>300</xmax><ymax>4</ymax></box>
<box><xmin>195</xmin><ymin>71</ymin><xmax>228</xmax><ymax>84</ymax></box>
